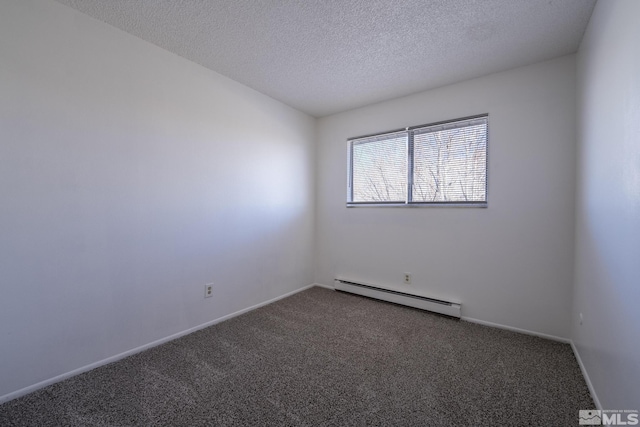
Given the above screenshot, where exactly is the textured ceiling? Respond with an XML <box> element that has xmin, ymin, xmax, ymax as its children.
<box><xmin>55</xmin><ymin>0</ymin><xmax>596</xmax><ymax>117</ymax></box>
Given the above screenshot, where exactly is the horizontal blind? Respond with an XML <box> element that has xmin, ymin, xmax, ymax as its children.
<box><xmin>350</xmin><ymin>132</ymin><xmax>408</xmax><ymax>203</ymax></box>
<box><xmin>412</xmin><ymin>117</ymin><xmax>487</xmax><ymax>203</ymax></box>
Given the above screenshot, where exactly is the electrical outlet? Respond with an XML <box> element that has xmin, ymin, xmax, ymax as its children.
<box><xmin>579</xmin><ymin>312</ymin><xmax>583</xmax><ymax>325</ymax></box>
<box><xmin>404</xmin><ymin>273</ymin><xmax>411</xmax><ymax>284</ymax></box>
<box><xmin>204</xmin><ymin>284</ymin><xmax>213</xmax><ymax>298</ymax></box>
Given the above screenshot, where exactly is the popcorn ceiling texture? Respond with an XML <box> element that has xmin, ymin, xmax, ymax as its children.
<box><xmin>53</xmin><ymin>0</ymin><xmax>595</xmax><ymax>117</ymax></box>
<box><xmin>54</xmin><ymin>0</ymin><xmax>595</xmax><ymax>117</ymax></box>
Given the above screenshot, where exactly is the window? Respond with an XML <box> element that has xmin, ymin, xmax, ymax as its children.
<box><xmin>347</xmin><ymin>115</ymin><xmax>487</xmax><ymax>206</ymax></box>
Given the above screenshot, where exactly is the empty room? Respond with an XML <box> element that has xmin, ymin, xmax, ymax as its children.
<box><xmin>1</xmin><ymin>0</ymin><xmax>638</xmax><ymax>425</ymax></box>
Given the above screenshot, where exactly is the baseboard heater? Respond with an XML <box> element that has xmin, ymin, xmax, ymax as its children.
<box><xmin>334</xmin><ymin>279</ymin><xmax>461</xmax><ymax>318</ymax></box>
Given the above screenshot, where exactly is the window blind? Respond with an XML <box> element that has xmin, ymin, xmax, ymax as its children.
<box><xmin>350</xmin><ymin>132</ymin><xmax>408</xmax><ymax>203</ymax></box>
<box><xmin>412</xmin><ymin>117</ymin><xmax>487</xmax><ymax>203</ymax></box>
<box><xmin>347</xmin><ymin>115</ymin><xmax>488</xmax><ymax>206</ymax></box>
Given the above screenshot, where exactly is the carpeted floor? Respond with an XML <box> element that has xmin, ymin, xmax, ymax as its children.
<box><xmin>0</xmin><ymin>286</ymin><xmax>593</xmax><ymax>426</ymax></box>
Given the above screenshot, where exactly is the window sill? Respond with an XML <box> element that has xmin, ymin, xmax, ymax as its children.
<box><xmin>346</xmin><ymin>202</ymin><xmax>488</xmax><ymax>208</ymax></box>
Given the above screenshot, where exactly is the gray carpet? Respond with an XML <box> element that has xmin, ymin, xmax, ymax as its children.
<box><xmin>0</xmin><ymin>286</ymin><xmax>593</xmax><ymax>426</ymax></box>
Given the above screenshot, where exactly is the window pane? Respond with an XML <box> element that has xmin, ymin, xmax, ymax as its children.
<box><xmin>351</xmin><ymin>134</ymin><xmax>407</xmax><ymax>203</ymax></box>
<box><xmin>412</xmin><ymin>119</ymin><xmax>487</xmax><ymax>202</ymax></box>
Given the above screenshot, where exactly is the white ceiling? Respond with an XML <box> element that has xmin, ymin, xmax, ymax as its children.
<box><xmin>55</xmin><ymin>0</ymin><xmax>596</xmax><ymax>117</ymax></box>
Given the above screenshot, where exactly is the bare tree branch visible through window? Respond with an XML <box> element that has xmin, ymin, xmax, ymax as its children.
<box><xmin>348</xmin><ymin>116</ymin><xmax>487</xmax><ymax>205</ymax></box>
<box><xmin>413</xmin><ymin>122</ymin><xmax>486</xmax><ymax>202</ymax></box>
<box><xmin>351</xmin><ymin>134</ymin><xmax>407</xmax><ymax>203</ymax></box>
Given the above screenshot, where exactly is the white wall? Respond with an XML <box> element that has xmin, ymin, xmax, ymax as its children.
<box><xmin>316</xmin><ymin>56</ymin><xmax>577</xmax><ymax>339</ymax></box>
<box><xmin>573</xmin><ymin>0</ymin><xmax>640</xmax><ymax>409</ymax></box>
<box><xmin>0</xmin><ymin>0</ymin><xmax>315</xmax><ymax>400</ymax></box>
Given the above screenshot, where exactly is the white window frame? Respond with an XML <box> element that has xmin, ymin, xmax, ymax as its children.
<box><xmin>347</xmin><ymin>114</ymin><xmax>488</xmax><ymax>207</ymax></box>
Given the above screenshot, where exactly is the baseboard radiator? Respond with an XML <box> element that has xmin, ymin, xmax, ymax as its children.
<box><xmin>334</xmin><ymin>279</ymin><xmax>461</xmax><ymax>318</ymax></box>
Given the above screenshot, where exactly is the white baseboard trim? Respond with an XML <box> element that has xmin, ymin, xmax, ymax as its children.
<box><xmin>461</xmin><ymin>316</ymin><xmax>571</xmax><ymax>343</ymax></box>
<box><xmin>570</xmin><ymin>341</ymin><xmax>602</xmax><ymax>409</ymax></box>
<box><xmin>462</xmin><ymin>317</ymin><xmax>601</xmax><ymax>409</ymax></box>
<box><xmin>3</xmin><ymin>283</ymin><xmax>602</xmax><ymax>412</ymax></box>
<box><xmin>460</xmin><ymin>317</ymin><xmax>604</xmax><ymax>407</ymax></box>
<box><xmin>323</xmin><ymin>282</ymin><xmax>568</xmax><ymax>343</ymax></box>
<box><xmin>0</xmin><ymin>283</ymin><xmax>317</xmax><ymax>405</ymax></box>
<box><xmin>320</xmin><ymin>282</ymin><xmax>603</xmax><ymax>405</ymax></box>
